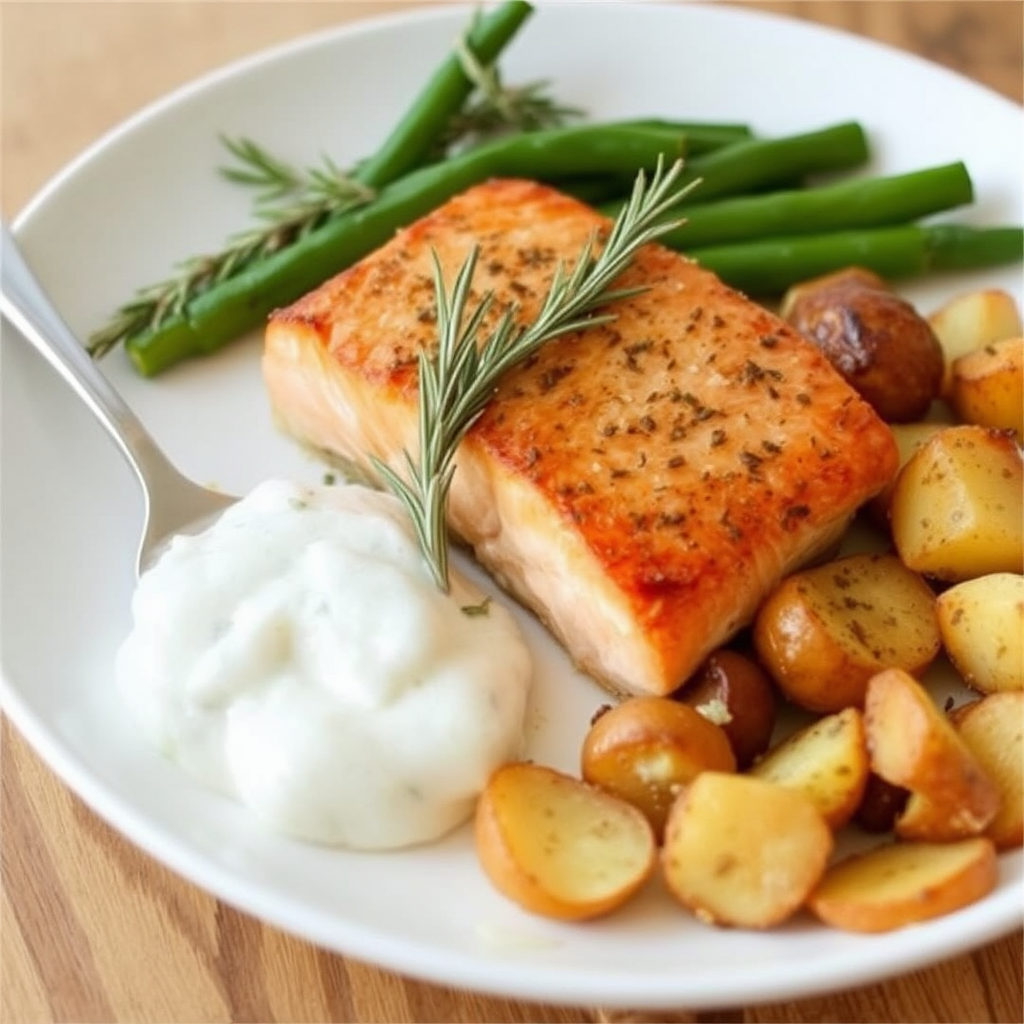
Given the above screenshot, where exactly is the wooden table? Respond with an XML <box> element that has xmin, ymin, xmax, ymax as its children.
<box><xmin>2</xmin><ymin>3</ymin><xmax>1021</xmax><ymax>1021</ymax></box>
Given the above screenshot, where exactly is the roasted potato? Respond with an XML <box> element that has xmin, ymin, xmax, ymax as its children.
<box><xmin>864</xmin><ymin>668</ymin><xmax>1000</xmax><ymax>842</ymax></box>
<box><xmin>581</xmin><ymin>696</ymin><xmax>736</xmax><ymax>838</ymax></box>
<box><xmin>936</xmin><ymin>573</ymin><xmax>1024</xmax><ymax>693</ymax></box>
<box><xmin>808</xmin><ymin>837</ymin><xmax>998</xmax><ymax>933</ymax></box>
<box><xmin>890</xmin><ymin>425</ymin><xmax>1024</xmax><ymax>582</ymax></box>
<box><xmin>781</xmin><ymin>267</ymin><xmax>944</xmax><ymax>422</ymax></box>
<box><xmin>949</xmin><ymin>336</ymin><xmax>1024</xmax><ymax>439</ymax></box>
<box><xmin>954</xmin><ymin>692</ymin><xmax>1024</xmax><ymax>849</ymax></box>
<box><xmin>927</xmin><ymin>287</ymin><xmax>1023</xmax><ymax>397</ymax></box>
<box><xmin>662</xmin><ymin>772</ymin><xmax>832</xmax><ymax>929</ymax></box>
<box><xmin>474</xmin><ymin>762</ymin><xmax>656</xmax><ymax>921</ymax></box>
<box><xmin>674</xmin><ymin>649</ymin><xmax>778</xmax><ymax>769</ymax></box>
<box><xmin>753</xmin><ymin>553</ymin><xmax>941</xmax><ymax>713</ymax></box>
<box><xmin>749</xmin><ymin>707</ymin><xmax>869</xmax><ymax>829</ymax></box>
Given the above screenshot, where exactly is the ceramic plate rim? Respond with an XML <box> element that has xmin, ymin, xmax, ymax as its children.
<box><xmin>3</xmin><ymin>1</ymin><xmax>1022</xmax><ymax>1011</ymax></box>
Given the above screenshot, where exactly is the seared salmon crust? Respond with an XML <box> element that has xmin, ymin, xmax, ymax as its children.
<box><xmin>264</xmin><ymin>178</ymin><xmax>898</xmax><ymax>696</ymax></box>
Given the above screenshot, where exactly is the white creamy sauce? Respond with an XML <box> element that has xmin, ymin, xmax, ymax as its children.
<box><xmin>116</xmin><ymin>478</ymin><xmax>532</xmax><ymax>850</ymax></box>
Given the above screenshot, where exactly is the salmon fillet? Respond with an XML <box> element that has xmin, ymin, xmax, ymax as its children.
<box><xmin>264</xmin><ymin>178</ymin><xmax>898</xmax><ymax>697</ymax></box>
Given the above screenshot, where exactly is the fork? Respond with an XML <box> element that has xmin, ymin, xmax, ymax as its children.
<box><xmin>0</xmin><ymin>221</ymin><xmax>237</xmax><ymax>576</ymax></box>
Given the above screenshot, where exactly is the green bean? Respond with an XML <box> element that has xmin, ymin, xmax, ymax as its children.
<box><xmin>682</xmin><ymin>121</ymin><xmax>870</xmax><ymax>201</ymax></box>
<box><xmin>684</xmin><ymin>224</ymin><xmax>1024</xmax><ymax>296</ymax></box>
<box><xmin>126</xmin><ymin>125</ymin><xmax>686</xmax><ymax>375</ymax></box>
<box><xmin>659</xmin><ymin>162</ymin><xmax>974</xmax><ymax>249</ymax></box>
<box><xmin>354</xmin><ymin>0</ymin><xmax>533</xmax><ymax>188</ymax></box>
<box><xmin>605</xmin><ymin>118</ymin><xmax>754</xmax><ymax>154</ymax></box>
<box><xmin>599</xmin><ymin>121</ymin><xmax>870</xmax><ymax>219</ymax></box>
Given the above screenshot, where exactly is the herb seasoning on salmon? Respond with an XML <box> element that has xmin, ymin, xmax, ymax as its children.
<box><xmin>264</xmin><ymin>178</ymin><xmax>898</xmax><ymax>696</ymax></box>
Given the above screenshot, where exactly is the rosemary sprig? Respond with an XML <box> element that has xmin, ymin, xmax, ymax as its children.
<box><xmin>85</xmin><ymin>162</ymin><xmax>374</xmax><ymax>360</ymax></box>
<box><xmin>218</xmin><ymin>135</ymin><xmax>371</xmax><ymax>207</ymax></box>
<box><xmin>436</xmin><ymin>26</ymin><xmax>582</xmax><ymax>151</ymax></box>
<box><xmin>87</xmin><ymin>7</ymin><xmax>575</xmax><ymax>364</ymax></box>
<box><xmin>373</xmin><ymin>157</ymin><xmax>699</xmax><ymax>592</ymax></box>
<box><xmin>435</xmin><ymin>78</ymin><xmax>582</xmax><ymax>153</ymax></box>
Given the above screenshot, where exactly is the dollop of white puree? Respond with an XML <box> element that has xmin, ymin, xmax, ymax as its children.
<box><xmin>116</xmin><ymin>478</ymin><xmax>532</xmax><ymax>850</ymax></box>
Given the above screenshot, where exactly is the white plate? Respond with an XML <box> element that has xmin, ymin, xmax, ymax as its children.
<box><xmin>2</xmin><ymin>1</ymin><xmax>1022</xmax><ymax>1011</ymax></box>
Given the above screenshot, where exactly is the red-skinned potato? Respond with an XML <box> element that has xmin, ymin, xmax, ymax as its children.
<box><xmin>781</xmin><ymin>267</ymin><xmax>944</xmax><ymax>422</ymax></box>
<box><xmin>581</xmin><ymin>696</ymin><xmax>736</xmax><ymax>839</ymax></box>
<box><xmin>674</xmin><ymin>649</ymin><xmax>778</xmax><ymax>768</ymax></box>
<box><xmin>855</xmin><ymin>772</ymin><xmax>910</xmax><ymax>834</ymax></box>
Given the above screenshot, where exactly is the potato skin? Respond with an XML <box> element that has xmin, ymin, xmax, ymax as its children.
<box><xmin>809</xmin><ymin>837</ymin><xmax>998</xmax><ymax>933</ymax></box>
<box><xmin>674</xmin><ymin>649</ymin><xmax>778</xmax><ymax>769</ymax></box>
<box><xmin>782</xmin><ymin>267</ymin><xmax>944</xmax><ymax>422</ymax></box>
<box><xmin>474</xmin><ymin>762</ymin><xmax>656</xmax><ymax>921</ymax></box>
<box><xmin>753</xmin><ymin>553</ymin><xmax>941</xmax><ymax>713</ymax></box>
<box><xmin>855</xmin><ymin>772</ymin><xmax>910</xmax><ymax>834</ymax></box>
<box><xmin>581</xmin><ymin>696</ymin><xmax>736</xmax><ymax>838</ymax></box>
<box><xmin>662</xmin><ymin>772</ymin><xmax>832</xmax><ymax>929</ymax></box>
<box><xmin>949</xmin><ymin>336</ymin><xmax>1024</xmax><ymax>439</ymax></box>
<box><xmin>864</xmin><ymin>668</ymin><xmax>1000</xmax><ymax>842</ymax></box>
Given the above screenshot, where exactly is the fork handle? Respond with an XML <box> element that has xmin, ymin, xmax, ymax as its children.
<box><xmin>0</xmin><ymin>220</ymin><xmax>176</xmax><ymax>489</ymax></box>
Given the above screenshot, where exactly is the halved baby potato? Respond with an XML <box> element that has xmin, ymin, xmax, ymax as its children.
<box><xmin>809</xmin><ymin>837</ymin><xmax>998</xmax><ymax>933</ymax></box>
<box><xmin>936</xmin><ymin>573</ymin><xmax>1024</xmax><ymax>694</ymax></box>
<box><xmin>749</xmin><ymin>707</ymin><xmax>869</xmax><ymax>829</ymax></box>
<box><xmin>927</xmin><ymin>287</ymin><xmax>1023</xmax><ymax>398</ymax></box>
<box><xmin>864</xmin><ymin>668</ymin><xmax>1000</xmax><ymax>842</ymax></box>
<box><xmin>662</xmin><ymin>772</ymin><xmax>832</xmax><ymax>929</ymax></box>
<box><xmin>890</xmin><ymin>424</ymin><xmax>1024</xmax><ymax>582</ymax></box>
<box><xmin>948</xmin><ymin>337</ymin><xmax>1024</xmax><ymax>439</ymax></box>
<box><xmin>753</xmin><ymin>553</ymin><xmax>940</xmax><ymax>713</ymax></box>
<box><xmin>581</xmin><ymin>696</ymin><xmax>736</xmax><ymax>838</ymax></box>
<box><xmin>954</xmin><ymin>692</ymin><xmax>1024</xmax><ymax>849</ymax></box>
<box><xmin>475</xmin><ymin>762</ymin><xmax>656</xmax><ymax>921</ymax></box>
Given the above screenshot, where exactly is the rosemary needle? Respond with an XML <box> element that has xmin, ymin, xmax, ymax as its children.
<box><xmin>373</xmin><ymin>156</ymin><xmax>699</xmax><ymax>592</ymax></box>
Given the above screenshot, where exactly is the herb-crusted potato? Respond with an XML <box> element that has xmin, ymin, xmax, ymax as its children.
<box><xmin>927</xmin><ymin>287</ymin><xmax>1023</xmax><ymax>398</ymax></box>
<box><xmin>581</xmin><ymin>696</ymin><xmax>736</xmax><ymax>838</ymax></box>
<box><xmin>474</xmin><ymin>762</ymin><xmax>656</xmax><ymax>921</ymax></box>
<box><xmin>749</xmin><ymin>707</ymin><xmax>869</xmax><ymax>829</ymax></box>
<box><xmin>953</xmin><ymin>692</ymin><xmax>1024</xmax><ymax>849</ymax></box>
<box><xmin>808</xmin><ymin>837</ymin><xmax>998</xmax><ymax>933</ymax></box>
<box><xmin>948</xmin><ymin>336</ymin><xmax>1024</xmax><ymax>439</ymax></box>
<box><xmin>936</xmin><ymin>573</ymin><xmax>1024</xmax><ymax>693</ymax></box>
<box><xmin>864</xmin><ymin>668</ymin><xmax>1000</xmax><ymax>842</ymax></box>
<box><xmin>890</xmin><ymin>425</ymin><xmax>1024</xmax><ymax>582</ymax></box>
<box><xmin>752</xmin><ymin>553</ymin><xmax>941</xmax><ymax>713</ymax></box>
<box><xmin>661</xmin><ymin>772</ymin><xmax>832</xmax><ymax>929</ymax></box>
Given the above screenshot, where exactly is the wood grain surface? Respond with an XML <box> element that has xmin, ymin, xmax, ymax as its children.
<box><xmin>1</xmin><ymin>3</ymin><xmax>1022</xmax><ymax>1022</ymax></box>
